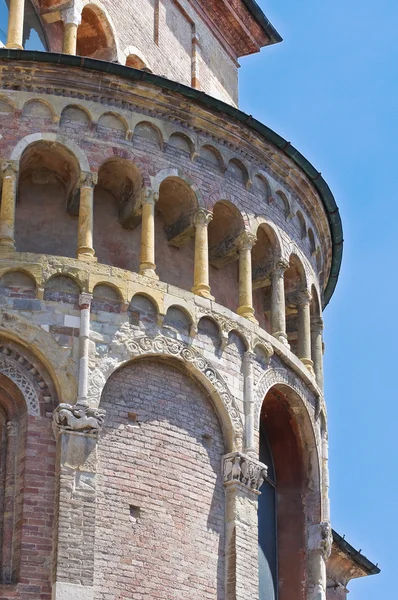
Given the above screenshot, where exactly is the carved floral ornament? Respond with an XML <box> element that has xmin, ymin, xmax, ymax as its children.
<box><xmin>88</xmin><ymin>332</ymin><xmax>244</xmax><ymax>437</ymax></box>
<box><xmin>223</xmin><ymin>452</ymin><xmax>267</xmax><ymax>494</ymax></box>
<box><xmin>0</xmin><ymin>350</ymin><xmax>42</xmax><ymax>416</ymax></box>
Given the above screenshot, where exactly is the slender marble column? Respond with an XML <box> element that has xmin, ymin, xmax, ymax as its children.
<box><xmin>6</xmin><ymin>0</ymin><xmax>25</xmax><ymax>49</ymax></box>
<box><xmin>237</xmin><ymin>232</ymin><xmax>257</xmax><ymax>322</ymax></box>
<box><xmin>191</xmin><ymin>208</ymin><xmax>213</xmax><ymax>299</ymax></box>
<box><xmin>270</xmin><ymin>259</ymin><xmax>289</xmax><ymax>345</ymax></box>
<box><xmin>243</xmin><ymin>351</ymin><xmax>256</xmax><ymax>455</ymax></box>
<box><xmin>297</xmin><ymin>289</ymin><xmax>314</xmax><ymax>374</ymax></box>
<box><xmin>77</xmin><ymin>172</ymin><xmax>97</xmax><ymax>260</ymax></box>
<box><xmin>62</xmin><ymin>7</ymin><xmax>81</xmax><ymax>55</ymax></box>
<box><xmin>139</xmin><ymin>189</ymin><xmax>159</xmax><ymax>279</ymax></box>
<box><xmin>77</xmin><ymin>293</ymin><xmax>92</xmax><ymax>403</ymax></box>
<box><xmin>0</xmin><ymin>161</ymin><xmax>19</xmax><ymax>249</ymax></box>
<box><xmin>311</xmin><ymin>315</ymin><xmax>324</xmax><ymax>389</ymax></box>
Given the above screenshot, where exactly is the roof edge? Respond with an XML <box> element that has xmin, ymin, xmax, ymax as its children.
<box><xmin>241</xmin><ymin>0</ymin><xmax>283</xmax><ymax>44</ymax></box>
<box><xmin>0</xmin><ymin>49</ymin><xmax>342</xmax><ymax>306</ymax></box>
<box><xmin>332</xmin><ymin>530</ymin><xmax>380</xmax><ymax>576</ymax></box>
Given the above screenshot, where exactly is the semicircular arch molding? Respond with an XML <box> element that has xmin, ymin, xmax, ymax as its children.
<box><xmin>10</xmin><ymin>133</ymin><xmax>90</xmax><ymax>172</ymax></box>
<box><xmin>90</xmin><ymin>333</ymin><xmax>243</xmax><ymax>449</ymax></box>
<box><xmin>151</xmin><ymin>168</ymin><xmax>205</xmax><ymax>207</ymax></box>
<box><xmin>0</xmin><ymin>350</ymin><xmax>40</xmax><ymax>416</ymax></box>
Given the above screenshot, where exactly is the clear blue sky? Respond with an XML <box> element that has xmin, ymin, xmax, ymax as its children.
<box><xmin>240</xmin><ymin>1</ymin><xmax>397</xmax><ymax>597</ymax></box>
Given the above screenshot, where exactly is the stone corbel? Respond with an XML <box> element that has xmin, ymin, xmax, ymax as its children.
<box><xmin>53</xmin><ymin>401</ymin><xmax>105</xmax><ymax>438</ymax></box>
<box><xmin>223</xmin><ymin>451</ymin><xmax>267</xmax><ymax>494</ymax></box>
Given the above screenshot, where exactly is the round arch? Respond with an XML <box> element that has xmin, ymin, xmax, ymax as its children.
<box><xmin>151</xmin><ymin>167</ymin><xmax>205</xmax><ymax>207</ymax></box>
<box><xmin>10</xmin><ymin>132</ymin><xmax>90</xmax><ymax>172</ymax></box>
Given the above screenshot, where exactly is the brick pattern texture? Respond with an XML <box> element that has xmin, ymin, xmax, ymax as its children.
<box><xmin>95</xmin><ymin>358</ymin><xmax>226</xmax><ymax>600</ymax></box>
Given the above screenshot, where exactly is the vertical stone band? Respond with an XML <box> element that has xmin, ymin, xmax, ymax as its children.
<box><xmin>139</xmin><ymin>189</ymin><xmax>159</xmax><ymax>279</ymax></box>
<box><xmin>236</xmin><ymin>232</ymin><xmax>257</xmax><ymax>322</ymax></box>
<box><xmin>0</xmin><ymin>160</ymin><xmax>19</xmax><ymax>249</ymax></box>
<box><xmin>297</xmin><ymin>289</ymin><xmax>314</xmax><ymax>374</ymax></box>
<box><xmin>191</xmin><ymin>208</ymin><xmax>213</xmax><ymax>298</ymax></box>
<box><xmin>77</xmin><ymin>171</ymin><xmax>97</xmax><ymax>259</ymax></box>
<box><xmin>270</xmin><ymin>259</ymin><xmax>289</xmax><ymax>345</ymax></box>
<box><xmin>6</xmin><ymin>0</ymin><xmax>25</xmax><ymax>49</ymax></box>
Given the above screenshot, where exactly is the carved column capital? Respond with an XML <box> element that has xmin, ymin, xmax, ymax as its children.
<box><xmin>2</xmin><ymin>160</ymin><xmax>19</xmax><ymax>177</ymax></box>
<box><xmin>80</xmin><ymin>171</ymin><xmax>98</xmax><ymax>188</ymax></box>
<box><xmin>79</xmin><ymin>292</ymin><xmax>92</xmax><ymax>309</ymax></box>
<box><xmin>244</xmin><ymin>351</ymin><xmax>256</xmax><ymax>366</ymax></box>
<box><xmin>53</xmin><ymin>402</ymin><xmax>106</xmax><ymax>438</ymax></box>
<box><xmin>311</xmin><ymin>315</ymin><xmax>324</xmax><ymax>332</ymax></box>
<box><xmin>193</xmin><ymin>208</ymin><xmax>212</xmax><ymax>227</ymax></box>
<box><xmin>223</xmin><ymin>452</ymin><xmax>267</xmax><ymax>495</ymax></box>
<box><xmin>61</xmin><ymin>6</ymin><xmax>82</xmax><ymax>26</ymax></box>
<box><xmin>237</xmin><ymin>231</ymin><xmax>257</xmax><ymax>251</ymax></box>
<box><xmin>272</xmin><ymin>258</ymin><xmax>289</xmax><ymax>278</ymax></box>
<box><xmin>143</xmin><ymin>188</ymin><xmax>159</xmax><ymax>205</ymax></box>
<box><xmin>309</xmin><ymin>521</ymin><xmax>333</xmax><ymax>559</ymax></box>
<box><xmin>298</xmin><ymin>288</ymin><xmax>312</xmax><ymax>307</ymax></box>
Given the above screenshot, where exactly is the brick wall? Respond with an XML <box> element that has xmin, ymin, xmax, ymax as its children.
<box><xmin>95</xmin><ymin>358</ymin><xmax>226</xmax><ymax>599</ymax></box>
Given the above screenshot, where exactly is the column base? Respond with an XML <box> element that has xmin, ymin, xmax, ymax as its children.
<box><xmin>191</xmin><ymin>284</ymin><xmax>214</xmax><ymax>300</ymax></box>
<box><xmin>300</xmin><ymin>357</ymin><xmax>315</xmax><ymax>375</ymax></box>
<box><xmin>139</xmin><ymin>265</ymin><xmax>159</xmax><ymax>280</ymax></box>
<box><xmin>5</xmin><ymin>43</ymin><xmax>23</xmax><ymax>49</ymax></box>
<box><xmin>77</xmin><ymin>251</ymin><xmax>97</xmax><ymax>263</ymax></box>
<box><xmin>0</xmin><ymin>239</ymin><xmax>15</xmax><ymax>255</ymax></box>
<box><xmin>236</xmin><ymin>304</ymin><xmax>258</xmax><ymax>323</ymax></box>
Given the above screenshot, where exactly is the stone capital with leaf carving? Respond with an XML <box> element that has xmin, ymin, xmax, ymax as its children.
<box><xmin>193</xmin><ymin>208</ymin><xmax>212</xmax><ymax>227</ymax></box>
<box><xmin>80</xmin><ymin>171</ymin><xmax>98</xmax><ymax>188</ymax></box>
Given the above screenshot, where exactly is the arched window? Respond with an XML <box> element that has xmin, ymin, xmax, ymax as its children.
<box><xmin>258</xmin><ymin>424</ymin><xmax>278</xmax><ymax>600</ymax></box>
<box><xmin>0</xmin><ymin>0</ymin><xmax>47</xmax><ymax>49</ymax></box>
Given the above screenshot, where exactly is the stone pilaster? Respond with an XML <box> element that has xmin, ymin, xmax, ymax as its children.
<box><xmin>236</xmin><ymin>232</ymin><xmax>257</xmax><ymax>322</ymax></box>
<box><xmin>223</xmin><ymin>452</ymin><xmax>267</xmax><ymax>600</ymax></box>
<box><xmin>270</xmin><ymin>259</ymin><xmax>289</xmax><ymax>346</ymax></box>
<box><xmin>0</xmin><ymin>160</ymin><xmax>19</xmax><ymax>250</ymax></box>
<box><xmin>77</xmin><ymin>172</ymin><xmax>97</xmax><ymax>260</ymax></box>
<box><xmin>191</xmin><ymin>208</ymin><xmax>213</xmax><ymax>299</ymax></box>
<box><xmin>139</xmin><ymin>189</ymin><xmax>159</xmax><ymax>279</ymax></box>
<box><xmin>298</xmin><ymin>289</ymin><xmax>314</xmax><ymax>375</ymax></box>
<box><xmin>52</xmin><ymin>403</ymin><xmax>105</xmax><ymax>600</ymax></box>
<box><xmin>311</xmin><ymin>315</ymin><xmax>324</xmax><ymax>389</ymax></box>
<box><xmin>308</xmin><ymin>521</ymin><xmax>333</xmax><ymax>600</ymax></box>
<box><xmin>61</xmin><ymin>7</ymin><xmax>81</xmax><ymax>55</ymax></box>
<box><xmin>6</xmin><ymin>0</ymin><xmax>25</xmax><ymax>49</ymax></box>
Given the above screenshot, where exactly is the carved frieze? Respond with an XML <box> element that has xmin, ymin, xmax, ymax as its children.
<box><xmin>53</xmin><ymin>401</ymin><xmax>105</xmax><ymax>436</ymax></box>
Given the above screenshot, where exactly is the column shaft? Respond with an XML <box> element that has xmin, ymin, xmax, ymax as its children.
<box><xmin>270</xmin><ymin>260</ymin><xmax>289</xmax><ymax>345</ymax></box>
<box><xmin>0</xmin><ymin>161</ymin><xmax>18</xmax><ymax>249</ymax></box>
<box><xmin>298</xmin><ymin>290</ymin><xmax>314</xmax><ymax>374</ymax></box>
<box><xmin>77</xmin><ymin>172</ymin><xmax>97</xmax><ymax>259</ymax></box>
<box><xmin>139</xmin><ymin>190</ymin><xmax>158</xmax><ymax>279</ymax></box>
<box><xmin>6</xmin><ymin>0</ymin><xmax>25</xmax><ymax>49</ymax></box>
<box><xmin>311</xmin><ymin>316</ymin><xmax>324</xmax><ymax>388</ymax></box>
<box><xmin>192</xmin><ymin>208</ymin><xmax>213</xmax><ymax>298</ymax></box>
<box><xmin>63</xmin><ymin>22</ymin><xmax>78</xmax><ymax>55</ymax></box>
<box><xmin>78</xmin><ymin>293</ymin><xmax>92</xmax><ymax>402</ymax></box>
<box><xmin>243</xmin><ymin>352</ymin><xmax>255</xmax><ymax>454</ymax></box>
<box><xmin>237</xmin><ymin>233</ymin><xmax>256</xmax><ymax>322</ymax></box>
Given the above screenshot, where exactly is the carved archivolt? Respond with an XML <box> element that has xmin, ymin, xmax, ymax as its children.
<box><xmin>254</xmin><ymin>364</ymin><xmax>317</xmax><ymax>425</ymax></box>
<box><xmin>0</xmin><ymin>352</ymin><xmax>40</xmax><ymax>416</ymax></box>
<box><xmin>90</xmin><ymin>332</ymin><xmax>243</xmax><ymax>435</ymax></box>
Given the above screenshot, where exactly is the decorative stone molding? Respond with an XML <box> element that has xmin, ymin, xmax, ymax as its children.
<box><xmin>0</xmin><ymin>348</ymin><xmax>44</xmax><ymax>416</ymax></box>
<box><xmin>53</xmin><ymin>402</ymin><xmax>106</xmax><ymax>437</ymax></box>
<box><xmin>254</xmin><ymin>363</ymin><xmax>318</xmax><ymax>424</ymax></box>
<box><xmin>80</xmin><ymin>171</ymin><xmax>98</xmax><ymax>188</ymax></box>
<box><xmin>192</xmin><ymin>207</ymin><xmax>212</xmax><ymax>226</ymax></box>
<box><xmin>223</xmin><ymin>451</ymin><xmax>267</xmax><ymax>494</ymax></box>
<box><xmin>109</xmin><ymin>331</ymin><xmax>243</xmax><ymax>435</ymax></box>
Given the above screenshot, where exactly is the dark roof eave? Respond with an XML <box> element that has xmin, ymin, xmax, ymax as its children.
<box><xmin>332</xmin><ymin>530</ymin><xmax>381</xmax><ymax>576</ymax></box>
<box><xmin>0</xmin><ymin>49</ymin><xmax>342</xmax><ymax>306</ymax></box>
<box><xmin>241</xmin><ymin>0</ymin><xmax>283</xmax><ymax>45</ymax></box>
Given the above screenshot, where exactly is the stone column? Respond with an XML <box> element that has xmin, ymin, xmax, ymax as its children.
<box><xmin>270</xmin><ymin>259</ymin><xmax>289</xmax><ymax>345</ymax></box>
<box><xmin>223</xmin><ymin>452</ymin><xmax>267</xmax><ymax>600</ymax></box>
<box><xmin>77</xmin><ymin>172</ymin><xmax>97</xmax><ymax>260</ymax></box>
<box><xmin>62</xmin><ymin>7</ymin><xmax>81</xmax><ymax>55</ymax></box>
<box><xmin>243</xmin><ymin>352</ymin><xmax>256</xmax><ymax>455</ymax></box>
<box><xmin>5</xmin><ymin>0</ymin><xmax>25</xmax><ymax>49</ymax></box>
<box><xmin>191</xmin><ymin>208</ymin><xmax>213</xmax><ymax>299</ymax></box>
<box><xmin>237</xmin><ymin>232</ymin><xmax>257</xmax><ymax>322</ymax></box>
<box><xmin>52</xmin><ymin>403</ymin><xmax>105</xmax><ymax>600</ymax></box>
<box><xmin>311</xmin><ymin>316</ymin><xmax>324</xmax><ymax>389</ymax></box>
<box><xmin>139</xmin><ymin>189</ymin><xmax>159</xmax><ymax>279</ymax></box>
<box><xmin>308</xmin><ymin>522</ymin><xmax>333</xmax><ymax>600</ymax></box>
<box><xmin>78</xmin><ymin>293</ymin><xmax>92</xmax><ymax>403</ymax></box>
<box><xmin>297</xmin><ymin>290</ymin><xmax>314</xmax><ymax>374</ymax></box>
<box><xmin>0</xmin><ymin>160</ymin><xmax>18</xmax><ymax>250</ymax></box>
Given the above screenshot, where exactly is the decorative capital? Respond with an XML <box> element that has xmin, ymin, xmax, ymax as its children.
<box><xmin>53</xmin><ymin>402</ymin><xmax>106</xmax><ymax>437</ymax></box>
<box><xmin>193</xmin><ymin>208</ymin><xmax>212</xmax><ymax>227</ymax></box>
<box><xmin>320</xmin><ymin>521</ymin><xmax>333</xmax><ymax>559</ymax></box>
<box><xmin>143</xmin><ymin>188</ymin><xmax>159</xmax><ymax>205</ymax></box>
<box><xmin>310</xmin><ymin>315</ymin><xmax>324</xmax><ymax>332</ymax></box>
<box><xmin>238</xmin><ymin>231</ymin><xmax>257</xmax><ymax>251</ymax></box>
<box><xmin>79</xmin><ymin>292</ymin><xmax>92</xmax><ymax>309</ymax></box>
<box><xmin>298</xmin><ymin>288</ymin><xmax>312</xmax><ymax>307</ymax></box>
<box><xmin>61</xmin><ymin>6</ymin><xmax>82</xmax><ymax>26</ymax></box>
<box><xmin>244</xmin><ymin>351</ymin><xmax>256</xmax><ymax>365</ymax></box>
<box><xmin>272</xmin><ymin>258</ymin><xmax>289</xmax><ymax>278</ymax></box>
<box><xmin>223</xmin><ymin>452</ymin><xmax>267</xmax><ymax>494</ymax></box>
<box><xmin>2</xmin><ymin>160</ymin><xmax>19</xmax><ymax>177</ymax></box>
<box><xmin>80</xmin><ymin>171</ymin><xmax>98</xmax><ymax>188</ymax></box>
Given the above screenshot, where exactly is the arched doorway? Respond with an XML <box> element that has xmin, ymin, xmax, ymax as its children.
<box><xmin>96</xmin><ymin>357</ymin><xmax>226</xmax><ymax>599</ymax></box>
